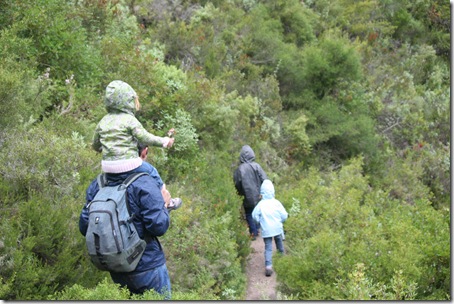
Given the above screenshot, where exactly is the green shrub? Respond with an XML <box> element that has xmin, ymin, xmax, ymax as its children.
<box><xmin>4</xmin><ymin>0</ymin><xmax>103</xmax><ymax>86</ymax></box>
<box><xmin>50</xmin><ymin>278</ymin><xmax>132</xmax><ymax>300</ymax></box>
<box><xmin>0</xmin><ymin>193</ymin><xmax>106</xmax><ymax>300</ymax></box>
<box><xmin>156</xmin><ymin>108</ymin><xmax>199</xmax><ymax>180</ymax></box>
<box><xmin>0</xmin><ymin>0</ymin><xmax>449</xmax><ymax>301</ymax></box>
<box><xmin>49</xmin><ymin>276</ymin><xmax>220</xmax><ymax>300</ymax></box>
<box><xmin>334</xmin><ymin>263</ymin><xmax>418</xmax><ymax>300</ymax></box>
<box><xmin>274</xmin><ymin>157</ymin><xmax>450</xmax><ymax>300</ymax></box>
<box><xmin>162</xmin><ymin>151</ymin><xmax>249</xmax><ymax>299</ymax></box>
<box><xmin>300</xmin><ymin>31</ymin><xmax>362</xmax><ymax>99</ymax></box>
<box><xmin>0</xmin><ymin>121</ymin><xmax>103</xmax><ymax>300</ymax></box>
<box><xmin>0</xmin><ymin>124</ymin><xmax>97</xmax><ymax>199</ymax></box>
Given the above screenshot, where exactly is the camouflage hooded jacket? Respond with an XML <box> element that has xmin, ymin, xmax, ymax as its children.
<box><xmin>92</xmin><ymin>80</ymin><xmax>169</xmax><ymax>173</ymax></box>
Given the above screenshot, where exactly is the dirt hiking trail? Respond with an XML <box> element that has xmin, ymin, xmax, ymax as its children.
<box><xmin>244</xmin><ymin>235</ymin><xmax>280</xmax><ymax>300</ymax></box>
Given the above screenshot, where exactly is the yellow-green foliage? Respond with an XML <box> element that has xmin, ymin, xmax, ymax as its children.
<box><xmin>334</xmin><ymin>263</ymin><xmax>418</xmax><ymax>300</ymax></box>
<box><xmin>50</xmin><ymin>278</ymin><xmax>133</xmax><ymax>300</ymax></box>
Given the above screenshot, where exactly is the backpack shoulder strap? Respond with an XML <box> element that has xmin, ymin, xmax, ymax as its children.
<box><xmin>96</xmin><ymin>173</ymin><xmax>107</xmax><ymax>188</ymax></box>
<box><xmin>96</xmin><ymin>172</ymin><xmax>147</xmax><ymax>191</ymax></box>
<box><xmin>120</xmin><ymin>172</ymin><xmax>149</xmax><ymax>220</ymax></box>
<box><xmin>123</xmin><ymin>172</ymin><xmax>149</xmax><ymax>188</ymax></box>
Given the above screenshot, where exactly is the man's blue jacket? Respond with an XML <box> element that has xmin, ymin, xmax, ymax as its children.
<box><xmin>79</xmin><ymin>171</ymin><xmax>170</xmax><ymax>272</ymax></box>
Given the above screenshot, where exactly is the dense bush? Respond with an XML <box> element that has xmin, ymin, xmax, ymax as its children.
<box><xmin>49</xmin><ymin>277</ymin><xmax>220</xmax><ymax>300</ymax></box>
<box><xmin>274</xmin><ymin>157</ymin><xmax>450</xmax><ymax>300</ymax></box>
<box><xmin>2</xmin><ymin>0</ymin><xmax>103</xmax><ymax>86</ymax></box>
<box><xmin>0</xmin><ymin>123</ymin><xmax>104</xmax><ymax>300</ymax></box>
<box><xmin>162</xmin><ymin>150</ymin><xmax>250</xmax><ymax>299</ymax></box>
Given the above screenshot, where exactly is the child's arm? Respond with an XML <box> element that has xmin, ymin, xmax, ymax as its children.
<box><xmin>130</xmin><ymin>118</ymin><xmax>173</xmax><ymax>148</ymax></box>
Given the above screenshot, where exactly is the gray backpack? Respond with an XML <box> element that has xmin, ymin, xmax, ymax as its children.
<box><xmin>85</xmin><ymin>172</ymin><xmax>148</xmax><ymax>272</ymax></box>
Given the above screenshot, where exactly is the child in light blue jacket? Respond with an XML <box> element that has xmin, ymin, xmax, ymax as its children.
<box><xmin>252</xmin><ymin>179</ymin><xmax>288</xmax><ymax>277</ymax></box>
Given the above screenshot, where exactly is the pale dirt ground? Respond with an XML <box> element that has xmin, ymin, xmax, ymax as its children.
<box><xmin>244</xmin><ymin>234</ymin><xmax>280</xmax><ymax>300</ymax></box>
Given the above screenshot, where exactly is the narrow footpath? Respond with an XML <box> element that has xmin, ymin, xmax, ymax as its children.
<box><xmin>244</xmin><ymin>235</ymin><xmax>278</xmax><ymax>300</ymax></box>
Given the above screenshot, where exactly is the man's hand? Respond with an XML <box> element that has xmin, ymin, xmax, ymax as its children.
<box><xmin>161</xmin><ymin>184</ymin><xmax>171</xmax><ymax>208</ymax></box>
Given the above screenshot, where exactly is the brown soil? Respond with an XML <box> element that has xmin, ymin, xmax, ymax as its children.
<box><xmin>244</xmin><ymin>235</ymin><xmax>279</xmax><ymax>300</ymax></box>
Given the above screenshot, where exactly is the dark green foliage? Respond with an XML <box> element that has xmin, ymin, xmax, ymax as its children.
<box><xmin>276</xmin><ymin>1</ymin><xmax>317</xmax><ymax>46</ymax></box>
<box><xmin>299</xmin><ymin>33</ymin><xmax>362</xmax><ymax>100</ymax></box>
<box><xmin>0</xmin><ymin>195</ymin><xmax>106</xmax><ymax>300</ymax></box>
<box><xmin>336</xmin><ymin>0</ymin><xmax>396</xmax><ymax>40</ymax></box>
<box><xmin>2</xmin><ymin>0</ymin><xmax>103</xmax><ymax>85</ymax></box>
<box><xmin>0</xmin><ymin>121</ymin><xmax>104</xmax><ymax>299</ymax></box>
<box><xmin>379</xmin><ymin>0</ymin><xmax>448</xmax><ymax>57</ymax></box>
<box><xmin>425</xmin><ymin>0</ymin><xmax>450</xmax><ymax>59</ymax></box>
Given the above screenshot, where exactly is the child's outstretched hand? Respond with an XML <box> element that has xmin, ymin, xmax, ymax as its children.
<box><xmin>166</xmin><ymin>137</ymin><xmax>175</xmax><ymax>148</ymax></box>
<box><xmin>167</xmin><ymin>128</ymin><xmax>175</xmax><ymax>138</ymax></box>
<box><xmin>164</xmin><ymin>128</ymin><xmax>175</xmax><ymax>148</ymax></box>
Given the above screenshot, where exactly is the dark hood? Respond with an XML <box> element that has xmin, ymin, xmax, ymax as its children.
<box><xmin>239</xmin><ymin>145</ymin><xmax>255</xmax><ymax>163</ymax></box>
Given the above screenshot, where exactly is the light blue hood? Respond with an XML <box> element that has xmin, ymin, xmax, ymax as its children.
<box><xmin>260</xmin><ymin>179</ymin><xmax>275</xmax><ymax>200</ymax></box>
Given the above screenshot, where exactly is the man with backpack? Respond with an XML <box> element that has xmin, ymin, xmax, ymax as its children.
<box><xmin>233</xmin><ymin>145</ymin><xmax>268</xmax><ymax>240</ymax></box>
<box><xmin>79</xmin><ymin>170</ymin><xmax>172</xmax><ymax>298</ymax></box>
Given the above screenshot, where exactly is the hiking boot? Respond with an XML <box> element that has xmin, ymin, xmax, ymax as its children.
<box><xmin>250</xmin><ymin>234</ymin><xmax>257</xmax><ymax>241</ymax></box>
<box><xmin>168</xmin><ymin>198</ymin><xmax>182</xmax><ymax>211</ymax></box>
<box><xmin>265</xmin><ymin>267</ymin><xmax>273</xmax><ymax>277</ymax></box>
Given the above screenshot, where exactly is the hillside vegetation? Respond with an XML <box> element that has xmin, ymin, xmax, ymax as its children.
<box><xmin>0</xmin><ymin>0</ymin><xmax>450</xmax><ymax>300</ymax></box>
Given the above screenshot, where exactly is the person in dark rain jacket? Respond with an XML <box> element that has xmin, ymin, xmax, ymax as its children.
<box><xmin>233</xmin><ymin>145</ymin><xmax>268</xmax><ymax>240</ymax></box>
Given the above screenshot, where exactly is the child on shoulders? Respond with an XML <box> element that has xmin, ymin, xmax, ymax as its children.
<box><xmin>92</xmin><ymin>80</ymin><xmax>182</xmax><ymax>210</ymax></box>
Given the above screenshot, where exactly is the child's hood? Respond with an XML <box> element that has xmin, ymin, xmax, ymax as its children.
<box><xmin>104</xmin><ymin>80</ymin><xmax>137</xmax><ymax>114</ymax></box>
<box><xmin>260</xmin><ymin>179</ymin><xmax>275</xmax><ymax>200</ymax></box>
